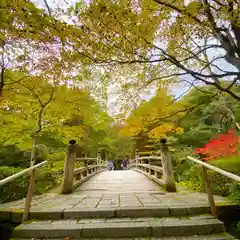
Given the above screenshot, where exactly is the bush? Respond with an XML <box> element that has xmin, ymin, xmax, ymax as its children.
<box><xmin>208</xmin><ymin>171</ymin><xmax>233</xmax><ymax>196</ymax></box>
<box><xmin>47</xmin><ymin>151</ymin><xmax>66</xmax><ymax>170</ymax></box>
<box><xmin>35</xmin><ymin>166</ymin><xmax>63</xmax><ymax>194</ymax></box>
<box><xmin>171</xmin><ymin>143</ymin><xmax>240</xmax><ymax>203</ymax></box>
<box><xmin>210</xmin><ymin>157</ymin><xmax>240</xmax><ymax>202</ymax></box>
<box><xmin>0</xmin><ymin>159</ymin><xmax>64</xmax><ymax>203</ymax></box>
<box><xmin>176</xmin><ymin>128</ymin><xmax>214</xmax><ymax>148</ymax></box>
<box><xmin>210</xmin><ymin>156</ymin><xmax>240</xmax><ymax>174</ymax></box>
<box><xmin>175</xmin><ymin>160</ymin><xmax>240</xmax><ymax>203</ymax></box>
<box><xmin>0</xmin><ymin>145</ymin><xmax>29</xmax><ymax>168</ymax></box>
<box><xmin>0</xmin><ymin>166</ymin><xmax>28</xmax><ymax>203</ymax></box>
<box><xmin>176</xmin><ymin>163</ymin><xmax>205</xmax><ymax>192</ymax></box>
<box><xmin>34</xmin><ymin>151</ymin><xmax>66</xmax><ymax>195</ymax></box>
<box><xmin>35</xmin><ymin>144</ymin><xmax>49</xmax><ymax>164</ymax></box>
<box><xmin>171</xmin><ymin>145</ymin><xmax>193</xmax><ymax>167</ymax></box>
<box><xmin>229</xmin><ymin>183</ymin><xmax>240</xmax><ymax>203</ymax></box>
<box><xmin>237</xmin><ymin>221</ymin><xmax>240</xmax><ymax>232</ymax></box>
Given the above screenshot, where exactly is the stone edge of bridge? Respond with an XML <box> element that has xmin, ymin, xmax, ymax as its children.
<box><xmin>0</xmin><ymin>204</ymin><xmax>239</xmax><ymax>222</ymax></box>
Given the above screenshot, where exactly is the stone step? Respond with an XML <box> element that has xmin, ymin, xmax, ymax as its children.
<box><xmin>10</xmin><ymin>205</ymin><xmax>211</xmax><ymax>221</ymax></box>
<box><xmin>11</xmin><ymin>233</ymin><xmax>238</xmax><ymax>240</ymax></box>
<box><xmin>12</xmin><ymin>216</ymin><xmax>225</xmax><ymax>239</ymax></box>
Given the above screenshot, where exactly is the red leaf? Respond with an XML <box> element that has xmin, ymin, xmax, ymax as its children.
<box><xmin>194</xmin><ymin>129</ymin><xmax>239</xmax><ymax>161</ymax></box>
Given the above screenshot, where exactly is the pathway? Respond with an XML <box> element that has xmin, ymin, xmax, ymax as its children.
<box><xmin>75</xmin><ymin>170</ymin><xmax>163</xmax><ymax>193</ymax></box>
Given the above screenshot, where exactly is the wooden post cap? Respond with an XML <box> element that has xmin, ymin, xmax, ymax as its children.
<box><xmin>68</xmin><ymin>140</ymin><xmax>76</xmax><ymax>153</ymax></box>
<box><xmin>160</xmin><ymin>138</ymin><xmax>167</xmax><ymax>144</ymax></box>
<box><xmin>69</xmin><ymin>139</ymin><xmax>76</xmax><ymax>145</ymax></box>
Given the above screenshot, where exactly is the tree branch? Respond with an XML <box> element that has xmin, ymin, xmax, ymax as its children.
<box><xmin>153</xmin><ymin>0</ymin><xmax>203</xmax><ymax>24</ymax></box>
<box><xmin>36</xmin><ymin>87</ymin><xmax>55</xmax><ymax>135</ymax></box>
<box><xmin>0</xmin><ymin>40</ymin><xmax>5</xmax><ymax>98</ymax></box>
<box><xmin>147</xmin><ymin>94</ymin><xmax>218</xmax><ymax>131</ymax></box>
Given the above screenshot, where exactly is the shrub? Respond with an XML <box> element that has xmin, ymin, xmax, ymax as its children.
<box><xmin>175</xmin><ymin>161</ymin><xmax>240</xmax><ymax>203</ymax></box>
<box><xmin>229</xmin><ymin>183</ymin><xmax>240</xmax><ymax>203</ymax></box>
<box><xmin>195</xmin><ymin>129</ymin><xmax>239</xmax><ymax>161</ymax></box>
<box><xmin>0</xmin><ymin>166</ymin><xmax>28</xmax><ymax>203</ymax></box>
<box><xmin>35</xmin><ymin>144</ymin><xmax>49</xmax><ymax>164</ymax></box>
<box><xmin>0</xmin><ymin>145</ymin><xmax>29</xmax><ymax>168</ymax></box>
<box><xmin>0</xmin><ymin>161</ymin><xmax>64</xmax><ymax>203</ymax></box>
<box><xmin>210</xmin><ymin>156</ymin><xmax>240</xmax><ymax>174</ymax></box>
<box><xmin>176</xmin><ymin>163</ymin><xmax>204</xmax><ymax>192</ymax></box>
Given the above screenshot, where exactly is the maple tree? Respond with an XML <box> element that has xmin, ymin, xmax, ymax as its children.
<box><xmin>0</xmin><ymin>70</ymin><xmax>112</xmax><ymax>150</ymax></box>
<box><xmin>65</xmin><ymin>0</ymin><xmax>240</xmax><ymax>102</ymax></box>
<box><xmin>195</xmin><ymin>129</ymin><xmax>239</xmax><ymax>161</ymax></box>
<box><xmin>1</xmin><ymin>0</ymin><xmax>239</xmax><ymax>104</ymax></box>
<box><xmin>119</xmin><ymin>87</ymin><xmax>184</xmax><ymax>156</ymax></box>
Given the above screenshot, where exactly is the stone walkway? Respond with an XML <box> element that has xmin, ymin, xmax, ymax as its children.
<box><xmin>75</xmin><ymin>170</ymin><xmax>163</xmax><ymax>193</ymax></box>
<box><xmin>0</xmin><ymin>170</ymin><xmax>231</xmax><ymax>212</ymax></box>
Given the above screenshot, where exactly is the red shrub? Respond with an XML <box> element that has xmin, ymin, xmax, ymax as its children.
<box><xmin>194</xmin><ymin>129</ymin><xmax>239</xmax><ymax>161</ymax></box>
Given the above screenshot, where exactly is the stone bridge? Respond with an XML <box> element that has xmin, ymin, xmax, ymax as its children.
<box><xmin>0</xmin><ymin>140</ymin><xmax>239</xmax><ymax>240</ymax></box>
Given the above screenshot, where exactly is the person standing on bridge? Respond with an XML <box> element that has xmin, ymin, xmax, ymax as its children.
<box><xmin>108</xmin><ymin>160</ymin><xmax>114</xmax><ymax>171</ymax></box>
<box><xmin>121</xmin><ymin>158</ymin><xmax>127</xmax><ymax>170</ymax></box>
<box><xmin>113</xmin><ymin>161</ymin><xmax>116</xmax><ymax>170</ymax></box>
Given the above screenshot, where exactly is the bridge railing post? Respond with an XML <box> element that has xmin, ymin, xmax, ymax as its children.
<box><xmin>83</xmin><ymin>154</ymin><xmax>88</xmax><ymax>176</ymax></box>
<box><xmin>135</xmin><ymin>150</ymin><xmax>139</xmax><ymax>169</ymax></box>
<box><xmin>22</xmin><ymin>139</ymin><xmax>37</xmax><ymax>221</ymax></box>
<box><xmin>61</xmin><ymin>139</ymin><xmax>76</xmax><ymax>194</ymax></box>
<box><xmin>201</xmin><ymin>165</ymin><xmax>217</xmax><ymax>216</ymax></box>
<box><xmin>97</xmin><ymin>151</ymin><xmax>101</xmax><ymax>171</ymax></box>
<box><xmin>160</xmin><ymin>138</ymin><xmax>176</xmax><ymax>192</ymax></box>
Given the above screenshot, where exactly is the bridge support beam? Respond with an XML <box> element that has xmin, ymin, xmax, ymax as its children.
<box><xmin>160</xmin><ymin>138</ymin><xmax>176</xmax><ymax>192</ymax></box>
<box><xmin>61</xmin><ymin>140</ymin><xmax>76</xmax><ymax>194</ymax></box>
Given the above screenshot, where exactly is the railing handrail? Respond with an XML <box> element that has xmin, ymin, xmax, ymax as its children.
<box><xmin>138</xmin><ymin>163</ymin><xmax>163</xmax><ymax>172</ymax></box>
<box><xmin>0</xmin><ymin>160</ymin><xmax>47</xmax><ymax>187</ymax></box>
<box><xmin>74</xmin><ymin>165</ymin><xmax>100</xmax><ymax>174</ymax></box>
<box><xmin>138</xmin><ymin>156</ymin><xmax>162</xmax><ymax>160</ymax></box>
<box><xmin>187</xmin><ymin>156</ymin><xmax>240</xmax><ymax>182</ymax></box>
<box><xmin>76</xmin><ymin>157</ymin><xmax>97</xmax><ymax>161</ymax></box>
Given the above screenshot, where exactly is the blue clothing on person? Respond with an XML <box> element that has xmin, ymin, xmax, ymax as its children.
<box><xmin>108</xmin><ymin>160</ymin><xmax>114</xmax><ymax>171</ymax></box>
<box><xmin>121</xmin><ymin>159</ymin><xmax>127</xmax><ymax>170</ymax></box>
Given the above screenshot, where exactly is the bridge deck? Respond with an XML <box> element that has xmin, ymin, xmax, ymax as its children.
<box><xmin>75</xmin><ymin>170</ymin><xmax>163</xmax><ymax>193</ymax></box>
<box><xmin>0</xmin><ymin>170</ymin><xmax>231</xmax><ymax>215</ymax></box>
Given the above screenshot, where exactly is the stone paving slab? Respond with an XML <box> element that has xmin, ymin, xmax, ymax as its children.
<box><xmin>63</xmin><ymin>208</ymin><xmax>116</xmax><ymax>219</ymax></box>
<box><xmin>159</xmin><ymin>218</ymin><xmax>224</xmax><ymax>236</ymax></box>
<box><xmin>81</xmin><ymin>221</ymin><xmax>152</xmax><ymax>238</ymax></box>
<box><xmin>29</xmin><ymin>208</ymin><xmax>64</xmax><ymax>220</ymax></box>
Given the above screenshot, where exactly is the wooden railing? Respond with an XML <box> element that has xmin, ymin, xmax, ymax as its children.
<box><xmin>187</xmin><ymin>156</ymin><xmax>240</xmax><ymax>216</ymax></box>
<box><xmin>128</xmin><ymin>139</ymin><xmax>177</xmax><ymax>192</ymax></box>
<box><xmin>0</xmin><ymin>160</ymin><xmax>47</xmax><ymax>222</ymax></box>
<box><xmin>73</xmin><ymin>157</ymin><xmax>107</xmax><ymax>189</ymax></box>
<box><xmin>129</xmin><ymin>142</ymin><xmax>240</xmax><ymax>216</ymax></box>
<box><xmin>130</xmin><ymin>161</ymin><xmax>164</xmax><ymax>186</ymax></box>
<box><xmin>61</xmin><ymin>140</ymin><xmax>107</xmax><ymax>194</ymax></box>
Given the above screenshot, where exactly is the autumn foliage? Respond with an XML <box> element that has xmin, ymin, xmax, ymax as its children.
<box><xmin>195</xmin><ymin>130</ymin><xmax>239</xmax><ymax>161</ymax></box>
